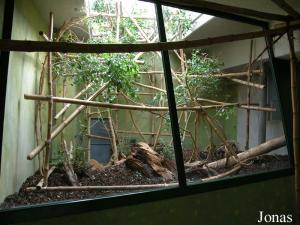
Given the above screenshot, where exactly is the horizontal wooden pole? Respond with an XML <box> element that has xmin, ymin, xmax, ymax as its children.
<box><xmin>86</xmin><ymin>134</ymin><xmax>111</xmax><ymax>140</ymax></box>
<box><xmin>26</xmin><ymin>183</ymin><xmax>178</xmax><ymax>191</ymax></box>
<box><xmin>116</xmin><ymin>129</ymin><xmax>191</xmax><ymax>137</ymax></box>
<box><xmin>239</xmin><ymin>105</ymin><xmax>276</xmax><ymax>112</ymax></box>
<box><xmin>229</xmin><ymin>78</ymin><xmax>265</xmax><ymax>89</ymax></box>
<box><xmin>140</xmin><ymin>70</ymin><xmax>263</xmax><ymax>78</ymax></box>
<box><xmin>25</xmin><ymin>94</ymin><xmax>276</xmax><ymax>112</ymax></box>
<box><xmin>1</xmin><ymin>24</ymin><xmax>299</xmax><ymax>53</ymax></box>
<box><xmin>24</xmin><ymin>94</ymin><xmax>237</xmax><ymax>111</ymax></box>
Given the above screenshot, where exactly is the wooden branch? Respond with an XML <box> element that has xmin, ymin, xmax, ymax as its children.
<box><xmin>186</xmin><ymin>136</ymin><xmax>286</xmax><ymax>169</ymax></box>
<box><xmin>62</xmin><ymin>140</ymin><xmax>78</xmax><ymax>186</ymax></box>
<box><xmin>39</xmin><ymin>31</ymin><xmax>63</xmax><ymax>58</ymax></box>
<box><xmin>161</xmin><ymin>0</ymin><xmax>290</xmax><ymax>21</ymax></box>
<box><xmin>196</xmin><ymin>98</ymin><xmax>237</xmax><ymax>105</ymax></box>
<box><xmin>287</xmin><ymin>29</ymin><xmax>300</xmax><ymax>221</ymax></box>
<box><xmin>188</xmin><ymin>70</ymin><xmax>263</xmax><ymax>78</ymax></box>
<box><xmin>26</xmin><ymin>183</ymin><xmax>178</xmax><ymax>191</ymax></box>
<box><xmin>140</xmin><ymin>70</ymin><xmax>263</xmax><ymax>77</ymax></box>
<box><xmin>116</xmin><ymin>129</ymin><xmax>191</xmax><ymax>137</ymax></box>
<box><xmin>43</xmin><ymin>12</ymin><xmax>54</xmax><ymax>187</ymax></box>
<box><xmin>27</xmin><ymin>82</ymin><xmax>109</xmax><ymax>160</ymax></box>
<box><xmin>153</xmin><ymin>114</ymin><xmax>164</xmax><ymax>149</ymax></box>
<box><xmin>271</xmin><ymin>0</ymin><xmax>300</xmax><ymax>19</ymax></box>
<box><xmin>54</xmin><ymin>82</ymin><xmax>93</xmax><ymax>120</ymax></box>
<box><xmin>239</xmin><ymin>105</ymin><xmax>276</xmax><ymax>112</ymax></box>
<box><xmin>202</xmin><ymin>165</ymin><xmax>242</xmax><ymax>182</ymax></box>
<box><xmin>25</xmin><ymin>94</ymin><xmax>276</xmax><ymax>112</ymax></box>
<box><xmin>24</xmin><ymin>94</ymin><xmax>237</xmax><ymax>111</ymax></box>
<box><xmin>86</xmin><ymin>134</ymin><xmax>111</xmax><ymax>140</ymax></box>
<box><xmin>246</xmin><ymin>40</ymin><xmax>254</xmax><ymax>150</ymax></box>
<box><xmin>36</xmin><ymin>166</ymin><xmax>56</xmax><ymax>189</ymax></box>
<box><xmin>133</xmin><ymin>81</ymin><xmax>166</xmax><ymax>93</ymax></box>
<box><xmin>108</xmin><ymin>109</ymin><xmax>118</xmax><ymax>164</ymax></box>
<box><xmin>228</xmin><ymin>78</ymin><xmax>265</xmax><ymax>89</ymax></box>
<box><xmin>1</xmin><ymin>24</ymin><xmax>299</xmax><ymax>53</ymax></box>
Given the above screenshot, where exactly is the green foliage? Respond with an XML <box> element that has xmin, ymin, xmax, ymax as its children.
<box><xmin>215</xmin><ymin>107</ymin><xmax>235</xmax><ymax>120</ymax></box>
<box><xmin>173</xmin><ymin>50</ymin><xmax>224</xmax><ymax>105</ymax></box>
<box><xmin>163</xmin><ymin>7</ymin><xmax>193</xmax><ymax>40</ymax></box>
<box><xmin>53</xmin><ymin>52</ymin><xmax>140</xmax><ymax>103</ymax></box>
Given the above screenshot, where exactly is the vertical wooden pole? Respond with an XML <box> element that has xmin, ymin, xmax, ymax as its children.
<box><xmin>287</xmin><ymin>29</ymin><xmax>300</xmax><ymax>223</ymax></box>
<box><xmin>258</xmin><ymin>58</ymin><xmax>267</xmax><ymax>145</ymax></box>
<box><xmin>153</xmin><ymin>114</ymin><xmax>164</xmax><ymax>150</ymax></box>
<box><xmin>116</xmin><ymin>0</ymin><xmax>121</xmax><ymax>42</ymax></box>
<box><xmin>87</xmin><ymin>107</ymin><xmax>91</xmax><ymax>161</ymax></box>
<box><xmin>44</xmin><ymin>12</ymin><xmax>54</xmax><ymax>187</ymax></box>
<box><xmin>150</xmin><ymin>74</ymin><xmax>155</xmax><ymax>145</ymax></box>
<box><xmin>245</xmin><ymin>40</ymin><xmax>253</xmax><ymax>150</ymax></box>
<box><xmin>193</xmin><ymin>111</ymin><xmax>200</xmax><ymax>161</ymax></box>
<box><xmin>108</xmin><ymin>109</ymin><xmax>118</xmax><ymax>164</ymax></box>
<box><xmin>60</xmin><ymin>78</ymin><xmax>67</xmax><ymax>153</ymax></box>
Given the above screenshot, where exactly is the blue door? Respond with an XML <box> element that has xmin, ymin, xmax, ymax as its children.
<box><xmin>90</xmin><ymin>118</ymin><xmax>111</xmax><ymax>164</ymax></box>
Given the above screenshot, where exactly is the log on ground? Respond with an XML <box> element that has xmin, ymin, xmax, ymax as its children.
<box><xmin>125</xmin><ymin>142</ymin><xmax>174</xmax><ymax>181</ymax></box>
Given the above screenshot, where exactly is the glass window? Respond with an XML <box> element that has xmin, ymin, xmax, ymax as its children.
<box><xmin>161</xmin><ymin>6</ymin><xmax>290</xmax><ymax>185</ymax></box>
<box><xmin>0</xmin><ymin>0</ymin><xmax>292</xmax><ymax>215</ymax></box>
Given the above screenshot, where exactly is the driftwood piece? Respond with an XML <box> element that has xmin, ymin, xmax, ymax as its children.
<box><xmin>125</xmin><ymin>142</ymin><xmax>173</xmax><ymax>181</ymax></box>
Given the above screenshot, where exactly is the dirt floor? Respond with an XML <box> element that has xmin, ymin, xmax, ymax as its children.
<box><xmin>0</xmin><ymin>154</ymin><xmax>290</xmax><ymax>209</ymax></box>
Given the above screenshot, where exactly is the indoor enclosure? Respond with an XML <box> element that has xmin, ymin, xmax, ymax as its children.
<box><xmin>0</xmin><ymin>0</ymin><xmax>299</xmax><ymax>220</ymax></box>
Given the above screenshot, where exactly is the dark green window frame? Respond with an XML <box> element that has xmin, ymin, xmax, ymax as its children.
<box><xmin>0</xmin><ymin>0</ymin><xmax>294</xmax><ymax>224</ymax></box>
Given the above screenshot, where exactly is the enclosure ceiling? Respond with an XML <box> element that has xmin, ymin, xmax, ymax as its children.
<box><xmin>200</xmin><ymin>0</ymin><xmax>300</xmax><ymax>16</ymax></box>
<box><xmin>33</xmin><ymin>0</ymin><xmax>85</xmax><ymax>28</ymax></box>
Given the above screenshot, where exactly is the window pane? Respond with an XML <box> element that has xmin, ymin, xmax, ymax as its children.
<box><xmin>0</xmin><ymin>0</ymin><xmax>179</xmax><ymax>210</ymax></box>
<box><xmin>162</xmin><ymin>6</ymin><xmax>291</xmax><ymax>185</ymax></box>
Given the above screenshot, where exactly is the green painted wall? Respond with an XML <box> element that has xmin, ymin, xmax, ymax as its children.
<box><xmin>0</xmin><ymin>0</ymin><xmax>47</xmax><ymax>203</ymax></box>
<box><xmin>10</xmin><ymin>176</ymin><xmax>295</xmax><ymax>225</ymax></box>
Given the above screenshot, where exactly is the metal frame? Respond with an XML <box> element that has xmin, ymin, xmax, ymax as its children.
<box><xmin>0</xmin><ymin>0</ymin><xmax>14</xmax><ymax>174</ymax></box>
<box><xmin>0</xmin><ymin>0</ymin><xmax>295</xmax><ymax>224</ymax></box>
<box><xmin>155</xmin><ymin>2</ymin><xmax>186</xmax><ymax>187</ymax></box>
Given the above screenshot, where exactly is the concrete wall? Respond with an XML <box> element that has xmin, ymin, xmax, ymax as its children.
<box><xmin>188</xmin><ymin>17</ymin><xmax>300</xmax><ymax>155</ymax></box>
<box><xmin>0</xmin><ymin>0</ymin><xmax>47</xmax><ymax>203</ymax></box>
<box><xmin>187</xmin><ymin>17</ymin><xmax>300</xmax><ymax>68</ymax></box>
